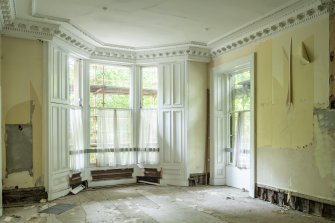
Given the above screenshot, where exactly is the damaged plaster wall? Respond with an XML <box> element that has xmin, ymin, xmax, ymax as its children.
<box><xmin>188</xmin><ymin>61</ymin><xmax>208</xmax><ymax>174</ymax></box>
<box><xmin>212</xmin><ymin>15</ymin><xmax>335</xmax><ymax>201</ymax></box>
<box><xmin>0</xmin><ymin>35</ymin><xmax>3</xmax><ymax>208</ymax></box>
<box><xmin>1</xmin><ymin>37</ymin><xmax>43</xmax><ymax>188</ymax></box>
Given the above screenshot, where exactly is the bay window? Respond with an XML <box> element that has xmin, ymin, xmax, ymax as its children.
<box><xmin>87</xmin><ymin>63</ymin><xmax>159</xmax><ymax>167</ymax></box>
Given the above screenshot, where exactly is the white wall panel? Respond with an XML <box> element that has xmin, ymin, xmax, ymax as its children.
<box><xmin>173</xmin><ymin>110</ymin><xmax>183</xmax><ymax>163</ymax></box>
<box><xmin>46</xmin><ymin>43</ymin><xmax>73</xmax><ymax>200</ymax></box>
<box><xmin>162</xmin><ymin>111</ymin><xmax>172</xmax><ymax>163</ymax></box>
<box><xmin>49</xmin><ymin>45</ymin><xmax>68</xmax><ymax>104</ymax></box>
<box><xmin>172</xmin><ymin>63</ymin><xmax>184</xmax><ymax>106</ymax></box>
<box><xmin>161</xmin><ymin>64</ymin><xmax>172</xmax><ymax>107</ymax></box>
<box><xmin>48</xmin><ymin>103</ymin><xmax>70</xmax><ymax>200</ymax></box>
<box><xmin>159</xmin><ymin>62</ymin><xmax>185</xmax><ymax>108</ymax></box>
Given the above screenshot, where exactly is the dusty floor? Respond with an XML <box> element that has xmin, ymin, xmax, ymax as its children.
<box><xmin>0</xmin><ymin>184</ymin><xmax>333</xmax><ymax>223</ymax></box>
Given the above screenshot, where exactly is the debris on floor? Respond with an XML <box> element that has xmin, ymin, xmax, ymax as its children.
<box><xmin>70</xmin><ymin>184</ymin><xmax>85</xmax><ymax>194</ymax></box>
<box><xmin>0</xmin><ymin>185</ymin><xmax>332</xmax><ymax>223</ymax></box>
<box><xmin>39</xmin><ymin>203</ymin><xmax>76</xmax><ymax>215</ymax></box>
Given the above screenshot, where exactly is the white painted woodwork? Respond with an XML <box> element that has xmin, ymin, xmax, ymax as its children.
<box><xmin>210</xmin><ymin>73</ymin><xmax>227</xmax><ymax>185</ymax></box>
<box><xmin>159</xmin><ymin>61</ymin><xmax>187</xmax><ymax>186</ymax></box>
<box><xmin>160</xmin><ymin>109</ymin><xmax>184</xmax><ymax>165</ymax></box>
<box><xmin>50</xmin><ymin>45</ymin><xmax>68</xmax><ymax>104</ymax></box>
<box><xmin>46</xmin><ymin>43</ymin><xmax>71</xmax><ymax>200</ymax></box>
<box><xmin>48</xmin><ymin>104</ymin><xmax>70</xmax><ymax>200</ymax></box>
<box><xmin>210</xmin><ymin>54</ymin><xmax>256</xmax><ymax>197</ymax></box>
<box><xmin>159</xmin><ymin>62</ymin><xmax>184</xmax><ymax>108</ymax></box>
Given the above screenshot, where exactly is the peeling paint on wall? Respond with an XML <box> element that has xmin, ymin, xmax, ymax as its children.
<box><xmin>2</xmin><ymin>37</ymin><xmax>43</xmax><ymax>188</ymax></box>
<box><xmin>314</xmin><ymin>109</ymin><xmax>335</xmax><ymax>184</ymax></box>
<box><xmin>213</xmin><ymin>16</ymin><xmax>333</xmax><ymax>201</ymax></box>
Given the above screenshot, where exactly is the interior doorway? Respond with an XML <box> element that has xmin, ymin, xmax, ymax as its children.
<box><xmin>210</xmin><ymin>54</ymin><xmax>255</xmax><ymax>197</ymax></box>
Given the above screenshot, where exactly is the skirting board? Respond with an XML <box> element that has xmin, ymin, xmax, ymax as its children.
<box><xmin>209</xmin><ymin>177</ymin><xmax>225</xmax><ymax>186</ymax></box>
<box><xmin>48</xmin><ymin>188</ymin><xmax>71</xmax><ymax>201</ymax></box>
<box><xmin>88</xmin><ymin>178</ymin><xmax>136</xmax><ymax>188</ymax></box>
<box><xmin>160</xmin><ymin>179</ymin><xmax>188</xmax><ymax>187</ymax></box>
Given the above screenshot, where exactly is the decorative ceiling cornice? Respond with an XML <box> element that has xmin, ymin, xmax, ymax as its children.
<box><xmin>0</xmin><ymin>0</ymin><xmax>15</xmax><ymax>29</ymax></box>
<box><xmin>0</xmin><ymin>0</ymin><xmax>334</xmax><ymax>62</ymax></box>
<box><xmin>1</xmin><ymin>18</ymin><xmax>59</xmax><ymax>40</ymax></box>
<box><xmin>321</xmin><ymin>0</ymin><xmax>335</xmax><ymax>14</ymax></box>
<box><xmin>210</xmin><ymin>0</ymin><xmax>332</xmax><ymax>57</ymax></box>
<box><xmin>54</xmin><ymin>27</ymin><xmax>95</xmax><ymax>54</ymax></box>
<box><xmin>91</xmin><ymin>44</ymin><xmax>211</xmax><ymax>63</ymax></box>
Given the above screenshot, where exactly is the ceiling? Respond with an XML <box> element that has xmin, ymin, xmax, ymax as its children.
<box><xmin>15</xmin><ymin>0</ymin><xmax>298</xmax><ymax>48</ymax></box>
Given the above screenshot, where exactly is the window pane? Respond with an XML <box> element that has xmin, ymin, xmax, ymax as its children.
<box><xmin>141</xmin><ymin>67</ymin><xmax>158</xmax><ymax>108</ymax></box>
<box><xmin>89</xmin><ymin>64</ymin><xmax>131</xmax><ymax>109</ymax></box>
<box><xmin>69</xmin><ymin>58</ymin><xmax>80</xmax><ymax>106</ymax></box>
<box><xmin>89</xmin><ymin>64</ymin><xmax>131</xmax><ymax>165</ymax></box>
<box><xmin>230</xmin><ymin>70</ymin><xmax>250</xmax><ymax>112</ymax></box>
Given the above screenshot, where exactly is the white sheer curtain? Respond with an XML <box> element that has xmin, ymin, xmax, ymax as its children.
<box><xmin>69</xmin><ymin>108</ymin><xmax>85</xmax><ymax>170</ymax></box>
<box><xmin>234</xmin><ymin>111</ymin><xmax>250</xmax><ymax>169</ymax></box>
<box><xmin>96</xmin><ymin>109</ymin><xmax>136</xmax><ymax>167</ymax></box>
<box><xmin>138</xmin><ymin>109</ymin><xmax>159</xmax><ymax>164</ymax></box>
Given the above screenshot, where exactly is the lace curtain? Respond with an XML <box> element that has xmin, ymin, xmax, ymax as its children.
<box><xmin>137</xmin><ymin>109</ymin><xmax>159</xmax><ymax>165</ymax></box>
<box><xmin>69</xmin><ymin>108</ymin><xmax>85</xmax><ymax>170</ymax></box>
<box><xmin>234</xmin><ymin>111</ymin><xmax>250</xmax><ymax>169</ymax></box>
<box><xmin>96</xmin><ymin>109</ymin><xmax>136</xmax><ymax>167</ymax></box>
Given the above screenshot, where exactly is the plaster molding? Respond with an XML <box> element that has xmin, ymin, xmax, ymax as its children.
<box><xmin>321</xmin><ymin>0</ymin><xmax>335</xmax><ymax>14</ymax></box>
<box><xmin>0</xmin><ymin>0</ymin><xmax>333</xmax><ymax>63</ymax></box>
<box><xmin>53</xmin><ymin>27</ymin><xmax>95</xmax><ymax>54</ymax></box>
<box><xmin>91</xmin><ymin>44</ymin><xmax>211</xmax><ymax>63</ymax></box>
<box><xmin>0</xmin><ymin>0</ymin><xmax>15</xmax><ymax>29</ymax></box>
<box><xmin>210</xmin><ymin>0</ymin><xmax>330</xmax><ymax>57</ymax></box>
<box><xmin>1</xmin><ymin>18</ymin><xmax>59</xmax><ymax>40</ymax></box>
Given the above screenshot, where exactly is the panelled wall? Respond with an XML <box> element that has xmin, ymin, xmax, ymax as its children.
<box><xmin>46</xmin><ymin>43</ymin><xmax>71</xmax><ymax>200</ymax></box>
<box><xmin>159</xmin><ymin>61</ymin><xmax>207</xmax><ymax>186</ymax></box>
<box><xmin>210</xmin><ymin>73</ymin><xmax>226</xmax><ymax>185</ymax></box>
<box><xmin>159</xmin><ymin>62</ymin><xmax>187</xmax><ymax>186</ymax></box>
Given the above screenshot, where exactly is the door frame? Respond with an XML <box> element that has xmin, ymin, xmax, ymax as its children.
<box><xmin>210</xmin><ymin>54</ymin><xmax>256</xmax><ymax>197</ymax></box>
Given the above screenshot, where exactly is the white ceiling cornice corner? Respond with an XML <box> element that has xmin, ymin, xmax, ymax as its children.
<box><xmin>135</xmin><ymin>44</ymin><xmax>211</xmax><ymax>64</ymax></box>
<box><xmin>210</xmin><ymin>0</ymin><xmax>329</xmax><ymax>58</ymax></box>
<box><xmin>321</xmin><ymin>0</ymin><xmax>335</xmax><ymax>14</ymax></box>
<box><xmin>0</xmin><ymin>0</ymin><xmax>16</xmax><ymax>29</ymax></box>
<box><xmin>92</xmin><ymin>43</ymin><xmax>211</xmax><ymax>64</ymax></box>
<box><xmin>54</xmin><ymin>26</ymin><xmax>96</xmax><ymax>54</ymax></box>
<box><xmin>2</xmin><ymin>18</ymin><xmax>59</xmax><ymax>40</ymax></box>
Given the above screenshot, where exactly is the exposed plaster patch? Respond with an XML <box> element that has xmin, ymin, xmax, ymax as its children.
<box><xmin>30</xmin><ymin>100</ymin><xmax>35</xmax><ymax>124</ymax></box>
<box><xmin>314</xmin><ymin>109</ymin><xmax>335</xmax><ymax>186</ymax></box>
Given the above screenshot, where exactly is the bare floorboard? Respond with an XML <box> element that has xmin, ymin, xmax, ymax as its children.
<box><xmin>0</xmin><ymin>184</ymin><xmax>332</xmax><ymax>223</ymax></box>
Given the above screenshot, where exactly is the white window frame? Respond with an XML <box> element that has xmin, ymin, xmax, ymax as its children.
<box><xmin>210</xmin><ymin>54</ymin><xmax>255</xmax><ymax>197</ymax></box>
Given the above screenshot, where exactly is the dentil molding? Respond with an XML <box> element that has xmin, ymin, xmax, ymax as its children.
<box><xmin>210</xmin><ymin>0</ymin><xmax>334</xmax><ymax>57</ymax></box>
<box><xmin>0</xmin><ymin>0</ymin><xmax>15</xmax><ymax>29</ymax></box>
<box><xmin>0</xmin><ymin>0</ymin><xmax>334</xmax><ymax>62</ymax></box>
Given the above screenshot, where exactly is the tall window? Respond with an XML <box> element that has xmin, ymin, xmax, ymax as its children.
<box><xmin>227</xmin><ymin>68</ymin><xmax>250</xmax><ymax>168</ymax></box>
<box><xmin>89</xmin><ymin>64</ymin><xmax>135</xmax><ymax>166</ymax></box>
<box><xmin>68</xmin><ymin>58</ymin><xmax>84</xmax><ymax>170</ymax></box>
<box><xmin>138</xmin><ymin>67</ymin><xmax>159</xmax><ymax>164</ymax></box>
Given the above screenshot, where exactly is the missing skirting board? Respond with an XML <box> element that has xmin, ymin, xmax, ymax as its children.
<box><xmin>256</xmin><ymin>184</ymin><xmax>335</xmax><ymax>220</ymax></box>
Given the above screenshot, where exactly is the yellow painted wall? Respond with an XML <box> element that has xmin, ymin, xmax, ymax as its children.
<box><xmin>1</xmin><ymin>37</ymin><xmax>43</xmax><ymax>188</ymax></box>
<box><xmin>212</xmin><ymin>16</ymin><xmax>335</xmax><ymax>201</ymax></box>
<box><xmin>188</xmin><ymin>61</ymin><xmax>208</xmax><ymax>174</ymax></box>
